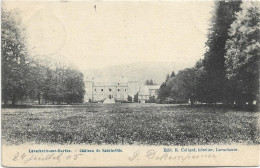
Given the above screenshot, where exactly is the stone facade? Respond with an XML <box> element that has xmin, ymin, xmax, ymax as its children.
<box><xmin>84</xmin><ymin>81</ymin><xmax>139</xmax><ymax>102</ymax></box>
<box><xmin>84</xmin><ymin>80</ymin><xmax>160</xmax><ymax>103</ymax></box>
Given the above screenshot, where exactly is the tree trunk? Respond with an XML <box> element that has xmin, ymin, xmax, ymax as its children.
<box><xmin>38</xmin><ymin>95</ymin><xmax>41</xmax><ymax>105</ymax></box>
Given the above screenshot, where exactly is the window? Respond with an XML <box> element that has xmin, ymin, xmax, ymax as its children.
<box><xmin>94</xmin><ymin>89</ymin><xmax>96</xmax><ymax>91</ymax></box>
<box><xmin>118</xmin><ymin>89</ymin><xmax>120</xmax><ymax>92</ymax></box>
<box><xmin>125</xmin><ymin>89</ymin><xmax>127</xmax><ymax>92</ymax></box>
<box><xmin>101</xmin><ymin>89</ymin><xmax>103</xmax><ymax>91</ymax></box>
<box><xmin>118</xmin><ymin>83</ymin><xmax>119</xmax><ymax>86</ymax></box>
<box><xmin>109</xmin><ymin>89</ymin><xmax>112</xmax><ymax>91</ymax></box>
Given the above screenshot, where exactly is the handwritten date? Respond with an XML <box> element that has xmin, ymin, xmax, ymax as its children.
<box><xmin>12</xmin><ymin>152</ymin><xmax>83</xmax><ymax>164</ymax></box>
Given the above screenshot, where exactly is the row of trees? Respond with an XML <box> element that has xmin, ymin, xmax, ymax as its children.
<box><xmin>158</xmin><ymin>1</ymin><xmax>259</xmax><ymax>106</ymax></box>
<box><xmin>2</xmin><ymin>8</ymin><xmax>86</xmax><ymax>105</ymax></box>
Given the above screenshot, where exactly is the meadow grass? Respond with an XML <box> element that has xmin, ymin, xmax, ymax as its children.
<box><xmin>2</xmin><ymin>104</ymin><xmax>259</xmax><ymax>145</ymax></box>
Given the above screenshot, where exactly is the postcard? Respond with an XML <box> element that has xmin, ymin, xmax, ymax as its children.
<box><xmin>1</xmin><ymin>0</ymin><xmax>259</xmax><ymax>167</ymax></box>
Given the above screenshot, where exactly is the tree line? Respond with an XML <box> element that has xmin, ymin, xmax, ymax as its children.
<box><xmin>158</xmin><ymin>1</ymin><xmax>259</xmax><ymax>106</ymax></box>
<box><xmin>2</xmin><ymin>8</ymin><xmax>86</xmax><ymax>106</ymax></box>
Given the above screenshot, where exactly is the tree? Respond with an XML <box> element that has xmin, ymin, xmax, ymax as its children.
<box><xmin>145</xmin><ymin>79</ymin><xmax>154</xmax><ymax>85</ymax></box>
<box><xmin>27</xmin><ymin>60</ymin><xmax>47</xmax><ymax>104</ymax></box>
<box><xmin>63</xmin><ymin>68</ymin><xmax>85</xmax><ymax>104</ymax></box>
<box><xmin>2</xmin><ymin>7</ymin><xmax>86</xmax><ymax>106</ymax></box>
<box><xmin>225</xmin><ymin>2</ymin><xmax>260</xmax><ymax>105</ymax></box>
<box><xmin>149</xmin><ymin>79</ymin><xmax>153</xmax><ymax>85</ymax></box>
<box><xmin>170</xmin><ymin>71</ymin><xmax>176</xmax><ymax>77</ymax></box>
<box><xmin>170</xmin><ymin>68</ymin><xmax>203</xmax><ymax>105</ymax></box>
<box><xmin>134</xmin><ymin>93</ymin><xmax>138</xmax><ymax>103</ymax></box>
<box><xmin>193</xmin><ymin>59</ymin><xmax>207</xmax><ymax>103</ymax></box>
<box><xmin>127</xmin><ymin>95</ymin><xmax>132</xmax><ymax>102</ymax></box>
<box><xmin>147</xmin><ymin>96</ymin><xmax>156</xmax><ymax>103</ymax></box>
<box><xmin>158</xmin><ymin>74</ymin><xmax>172</xmax><ymax>101</ymax></box>
<box><xmin>2</xmin><ymin>8</ymin><xmax>30</xmax><ymax>105</ymax></box>
<box><xmin>40</xmin><ymin>64</ymin><xmax>85</xmax><ymax>105</ymax></box>
<box><xmin>202</xmin><ymin>1</ymin><xmax>242</xmax><ymax>103</ymax></box>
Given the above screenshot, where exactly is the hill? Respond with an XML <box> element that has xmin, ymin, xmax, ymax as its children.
<box><xmin>83</xmin><ymin>61</ymin><xmax>191</xmax><ymax>85</ymax></box>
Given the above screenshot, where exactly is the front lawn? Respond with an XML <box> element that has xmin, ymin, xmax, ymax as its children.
<box><xmin>2</xmin><ymin>104</ymin><xmax>259</xmax><ymax>145</ymax></box>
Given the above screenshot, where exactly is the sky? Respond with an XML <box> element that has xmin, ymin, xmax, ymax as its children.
<box><xmin>4</xmin><ymin>1</ymin><xmax>214</xmax><ymax>71</ymax></box>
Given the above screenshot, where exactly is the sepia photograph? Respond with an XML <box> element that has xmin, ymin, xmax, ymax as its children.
<box><xmin>1</xmin><ymin>0</ymin><xmax>259</xmax><ymax>167</ymax></box>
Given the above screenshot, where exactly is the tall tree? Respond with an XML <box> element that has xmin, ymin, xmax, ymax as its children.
<box><xmin>202</xmin><ymin>1</ymin><xmax>242</xmax><ymax>103</ymax></box>
<box><xmin>158</xmin><ymin>74</ymin><xmax>172</xmax><ymax>101</ymax></box>
<box><xmin>225</xmin><ymin>2</ymin><xmax>260</xmax><ymax>105</ymax></box>
<box><xmin>27</xmin><ymin>60</ymin><xmax>47</xmax><ymax>104</ymax></box>
<box><xmin>2</xmin><ymin>8</ymin><xmax>30</xmax><ymax>105</ymax></box>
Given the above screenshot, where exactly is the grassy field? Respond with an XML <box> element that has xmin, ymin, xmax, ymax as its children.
<box><xmin>2</xmin><ymin>104</ymin><xmax>259</xmax><ymax>145</ymax></box>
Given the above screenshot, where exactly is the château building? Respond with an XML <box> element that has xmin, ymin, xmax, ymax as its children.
<box><xmin>84</xmin><ymin>80</ymin><xmax>160</xmax><ymax>103</ymax></box>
